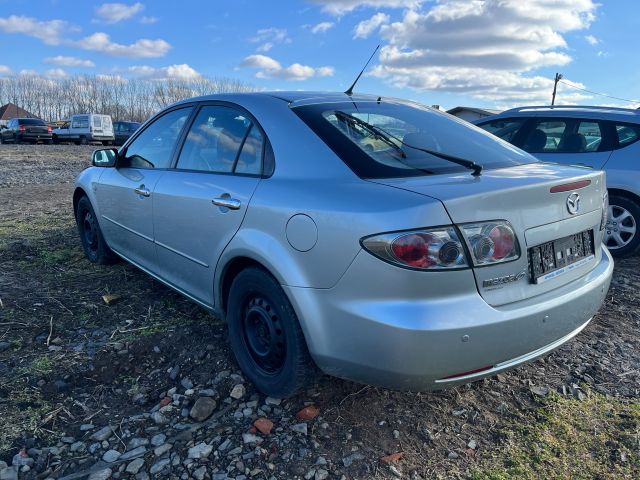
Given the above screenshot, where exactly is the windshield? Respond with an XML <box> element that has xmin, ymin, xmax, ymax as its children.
<box><xmin>19</xmin><ymin>119</ymin><xmax>46</xmax><ymax>126</ymax></box>
<box><xmin>293</xmin><ymin>100</ymin><xmax>535</xmax><ymax>178</ymax></box>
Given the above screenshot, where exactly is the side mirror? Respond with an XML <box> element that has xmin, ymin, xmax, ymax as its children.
<box><xmin>92</xmin><ymin>148</ymin><xmax>118</xmax><ymax>167</ymax></box>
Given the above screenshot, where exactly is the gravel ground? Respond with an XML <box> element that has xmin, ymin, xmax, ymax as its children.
<box><xmin>0</xmin><ymin>144</ymin><xmax>638</xmax><ymax>479</ymax></box>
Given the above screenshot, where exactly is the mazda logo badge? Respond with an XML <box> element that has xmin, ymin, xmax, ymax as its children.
<box><xmin>566</xmin><ymin>192</ymin><xmax>580</xmax><ymax>215</ymax></box>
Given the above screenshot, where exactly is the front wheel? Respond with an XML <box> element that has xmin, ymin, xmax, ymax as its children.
<box><xmin>604</xmin><ymin>194</ymin><xmax>640</xmax><ymax>257</ymax></box>
<box><xmin>227</xmin><ymin>267</ymin><xmax>319</xmax><ymax>398</ymax></box>
<box><xmin>76</xmin><ymin>196</ymin><xmax>117</xmax><ymax>264</ymax></box>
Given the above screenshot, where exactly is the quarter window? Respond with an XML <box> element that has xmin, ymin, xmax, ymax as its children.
<box><xmin>177</xmin><ymin>105</ymin><xmax>263</xmax><ymax>175</ymax></box>
<box><xmin>615</xmin><ymin>123</ymin><xmax>640</xmax><ymax>148</ymax></box>
<box><xmin>121</xmin><ymin>107</ymin><xmax>192</xmax><ymax>169</ymax></box>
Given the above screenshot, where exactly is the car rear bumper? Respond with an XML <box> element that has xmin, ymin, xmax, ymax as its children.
<box><xmin>18</xmin><ymin>133</ymin><xmax>52</xmax><ymax>142</ymax></box>
<box><xmin>90</xmin><ymin>135</ymin><xmax>115</xmax><ymax>141</ymax></box>
<box><xmin>284</xmin><ymin>245</ymin><xmax>613</xmax><ymax>390</ymax></box>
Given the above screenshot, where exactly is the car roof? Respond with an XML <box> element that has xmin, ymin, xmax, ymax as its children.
<box><xmin>171</xmin><ymin>91</ymin><xmax>393</xmax><ymax>108</ymax></box>
<box><xmin>480</xmin><ymin>105</ymin><xmax>640</xmax><ymax>123</ymax></box>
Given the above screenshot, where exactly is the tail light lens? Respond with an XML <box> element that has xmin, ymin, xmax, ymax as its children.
<box><xmin>18</xmin><ymin>125</ymin><xmax>26</xmax><ymax>132</ymax></box>
<box><xmin>459</xmin><ymin>221</ymin><xmax>520</xmax><ymax>265</ymax></box>
<box><xmin>361</xmin><ymin>227</ymin><xmax>467</xmax><ymax>270</ymax></box>
<box><xmin>600</xmin><ymin>191</ymin><xmax>608</xmax><ymax>232</ymax></box>
<box><xmin>47</xmin><ymin>126</ymin><xmax>52</xmax><ymax>133</ymax></box>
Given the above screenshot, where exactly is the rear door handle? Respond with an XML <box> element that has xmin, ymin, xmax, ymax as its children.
<box><xmin>134</xmin><ymin>185</ymin><xmax>151</xmax><ymax>197</ymax></box>
<box><xmin>212</xmin><ymin>196</ymin><xmax>241</xmax><ymax>210</ymax></box>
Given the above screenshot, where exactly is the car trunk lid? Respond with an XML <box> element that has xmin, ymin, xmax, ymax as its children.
<box><xmin>370</xmin><ymin>163</ymin><xmax>606</xmax><ymax>306</ymax></box>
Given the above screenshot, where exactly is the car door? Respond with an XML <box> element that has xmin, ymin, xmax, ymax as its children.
<box><xmin>518</xmin><ymin>117</ymin><xmax>613</xmax><ymax>168</ymax></box>
<box><xmin>96</xmin><ymin>106</ymin><xmax>194</xmax><ymax>271</ymax></box>
<box><xmin>152</xmin><ymin>103</ymin><xmax>265</xmax><ymax>305</ymax></box>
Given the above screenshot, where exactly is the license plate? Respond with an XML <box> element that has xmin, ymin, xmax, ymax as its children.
<box><xmin>528</xmin><ymin>229</ymin><xmax>595</xmax><ymax>284</ymax></box>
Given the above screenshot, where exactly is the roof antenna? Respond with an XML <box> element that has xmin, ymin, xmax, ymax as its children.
<box><xmin>344</xmin><ymin>44</ymin><xmax>380</xmax><ymax>96</ymax></box>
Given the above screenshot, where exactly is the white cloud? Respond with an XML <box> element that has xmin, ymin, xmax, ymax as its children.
<box><xmin>45</xmin><ymin>68</ymin><xmax>67</xmax><ymax>79</ymax></box>
<box><xmin>77</xmin><ymin>32</ymin><xmax>171</xmax><ymax>58</ymax></box>
<box><xmin>353</xmin><ymin>12</ymin><xmax>389</xmax><ymax>38</ymax></box>
<box><xmin>96</xmin><ymin>2</ymin><xmax>144</xmax><ymax>24</ymax></box>
<box><xmin>250</xmin><ymin>27</ymin><xmax>291</xmax><ymax>53</ymax></box>
<box><xmin>585</xmin><ymin>34</ymin><xmax>599</xmax><ymax>45</ymax></box>
<box><xmin>96</xmin><ymin>74</ymin><xmax>129</xmax><ymax>84</ymax></box>
<box><xmin>311</xmin><ymin>21</ymin><xmax>335</xmax><ymax>34</ymax></box>
<box><xmin>140</xmin><ymin>15</ymin><xmax>158</xmax><ymax>24</ymax></box>
<box><xmin>128</xmin><ymin>63</ymin><xmax>201</xmax><ymax>81</ymax></box>
<box><xmin>372</xmin><ymin>0</ymin><xmax>598</xmax><ymax>105</ymax></box>
<box><xmin>0</xmin><ymin>65</ymin><xmax>12</xmax><ymax>75</ymax></box>
<box><xmin>309</xmin><ymin>0</ymin><xmax>420</xmax><ymax>15</ymax></box>
<box><xmin>0</xmin><ymin>15</ymin><xmax>70</xmax><ymax>45</ymax></box>
<box><xmin>19</xmin><ymin>69</ymin><xmax>38</xmax><ymax>76</ymax></box>
<box><xmin>240</xmin><ymin>54</ymin><xmax>334</xmax><ymax>81</ymax></box>
<box><xmin>44</xmin><ymin>56</ymin><xmax>96</xmax><ymax>68</ymax></box>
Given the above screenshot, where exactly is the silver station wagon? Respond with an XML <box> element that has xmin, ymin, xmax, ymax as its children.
<box><xmin>74</xmin><ymin>92</ymin><xmax>613</xmax><ymax>397</ymax></box>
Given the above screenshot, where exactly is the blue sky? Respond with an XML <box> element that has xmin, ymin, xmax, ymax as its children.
<box><xmin>0</xmin><ymin>0</ymin><xmax>638</xmax><ymax>109</ymax></box>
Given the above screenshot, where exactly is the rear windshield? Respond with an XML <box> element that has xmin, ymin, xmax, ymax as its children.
<box><xmin>293</xmin><ymin>100</ymin><xmax>535</xmax><ymax>178</ymax></box>
<box><xmin>18</xmin><ymin>119</ymin><xmax>46</xmax><ymax>125</ymax></box>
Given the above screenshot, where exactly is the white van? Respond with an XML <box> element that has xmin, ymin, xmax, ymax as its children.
<box><xmin>52</xmin><ymin>114</ymin><xmax>115</xmax><ymax>145</ymax></box>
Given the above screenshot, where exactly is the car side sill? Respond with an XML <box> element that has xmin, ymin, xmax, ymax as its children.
<box><xmin>111</xmin><ymin>248</ymin><xmax>217</xmax><ymax>314</ymax></box>
<box><xmin>434</xmin><ymin>317</ymin><xmax>592</xmax><ymax>384</ymax></box>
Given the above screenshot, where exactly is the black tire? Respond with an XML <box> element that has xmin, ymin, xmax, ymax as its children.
<box><xmin>0</xmin><ymin>134</ymin><xmax>4</xmax><ymax>144</ymax></box>
<box><xmin>605</xmin><ymin>193</ymin><xmax>640</xmax><ymax>257</ymax></box>
<box><xmin>76</xmin><ymin>196</ymin><xmax>117</xmax><ymax>264</ymax></box>
<box><xmin>227</xmin><ymin>267</ymin><xmax>319</xmax><ymax>397</ymax></box>
<box><xmin>80</xmin><ymin>136</ymin><xmax>88</xmax><ymax>145</ymax></box>
<box><xmin>52</xmin><ymin>135</ymin><xmax>59</xmax><ymax>145</ymax></box>
<box><xmin>14</xmin><ymin>134</ymin><xmax>21</xmax><ymax>145</ymax></box>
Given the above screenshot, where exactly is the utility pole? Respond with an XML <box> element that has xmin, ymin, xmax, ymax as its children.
<box><xmin>551</xmin><ymin>72</ymin><xmax>563</xmax><ymax>106</ymax></box>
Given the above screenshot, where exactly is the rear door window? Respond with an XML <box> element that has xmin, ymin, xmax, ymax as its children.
<box><xmin>575</xmin><ymin>121</ymin><xmax>602</xmax><ymax>152</ymax></box>
<box><xmin>176</xmin><ymin>105</ymin><xmax>263</xmax><ymax>175</ymax></box>
<box><xmin>522</xmin><ymin>120</ymin><xmax>568</xmax><ymax>153</ymax></box>
<box><xmin>93</xmin><ymin>116</ymin><xmax>102</xmax><ymax>128</ymax></box>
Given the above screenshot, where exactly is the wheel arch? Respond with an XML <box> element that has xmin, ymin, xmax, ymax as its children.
<box><xmin>608</xmin><ymin>187</ymin><xmax>640</xmax><ymax>205</ymax></box>
<box><xmin>72</xmin><ymin>187</ymin><xmax>89</xmax><ymax>216</ymax></box>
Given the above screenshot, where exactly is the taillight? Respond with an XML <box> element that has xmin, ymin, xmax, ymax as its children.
<box><xmin>459</xmin><ymin>221</ymin><xmax>520</xmax><ymax>265</ymax></box>
<box><xmin>361</xmin><ymin>227</ymin><xmax>467</xmax><ymax>270</ymax></box>
<box><xmin>18</xmin><ymin>125</ymin><xmax>26</xmax><ymax>132</ymax></box>
<box><xmin>600</xmin><ymin>191</ymin><xmax>608</xmax><ymax>232</ymax></box>
<box><xmin>47</xmin><ymin>126</ymin><xmax>52</xmax><ymax>133</ymax></box>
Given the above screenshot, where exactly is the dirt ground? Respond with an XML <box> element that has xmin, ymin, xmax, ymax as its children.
<box><xmin>0</xmin><ymin>144</ymin><xmax>638</xmax><ymax>480</ymax></box>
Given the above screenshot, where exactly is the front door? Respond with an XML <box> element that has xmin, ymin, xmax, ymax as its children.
<box><xmin>96</xmin><ymin>106</ymin><xmax>193</xmax><ymax>271</ymax></box>
<box><xmin>152</xmin><ymin>104</ymin><xmax>265</xmax><ymax>305</ymax></box>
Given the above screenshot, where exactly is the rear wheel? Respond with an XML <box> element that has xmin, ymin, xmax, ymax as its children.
<box><xmin>604</xmin><ymin>193</ymin><xmax>640</xmax><ymax>257</ymax></box>
<box><xmin>76</xmin><ymin>196</ymin><xmax>117</xmax><ymax>264</ymax></box>
<box><xmin>0</xmin><ymin>134</ymin><xmax>4</xmax><ymax>144</ymax></box>
<box><xmin>80</xmin><ymin>136</ymin><xmax>88</xmax><ymax>145</ymax></box>
<box><xmin>14</xmin><ymin>134</ymin><xmax>21</xmax><ymax>145</ymax></box>
<box><xmin>227</xmin><ymin>267</ymin><xmax>319</xmax><ymax>397</ymax></box>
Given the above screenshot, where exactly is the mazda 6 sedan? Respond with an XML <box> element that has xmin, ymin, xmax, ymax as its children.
<box><xmin>74</xmin><ymin>92</ymin><xmax>613</xmax><ymax>397</ymax></box>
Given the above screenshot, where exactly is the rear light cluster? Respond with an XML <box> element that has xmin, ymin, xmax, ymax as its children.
<box><xmin>47</xmin><ymin>126</ymin><xmax>52</xmax><ymax>133</ymax></box>
<box><xmin>361</xmin><ymin>221</ymin><xmax>520</xmax><ymax>271</ymax></box>
<box><xmin>18</xmin><ymin>125</ymin><xmax>26</xmax><ymax>132</ymax></box>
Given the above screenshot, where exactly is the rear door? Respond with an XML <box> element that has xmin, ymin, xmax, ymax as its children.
<box><xmin>519</xmin><ymin>117</ymin><xmax>613</xmax><ymax>168</ymax></box>
<box><xmin>152</xmin><ymin>103</ymin><xmax>265</xmax><ymax>305</ymax></box>
<box><xmin>96</xmin><ymin>106</ymin><xmax>193</xmax><ymax>271</ymax></box>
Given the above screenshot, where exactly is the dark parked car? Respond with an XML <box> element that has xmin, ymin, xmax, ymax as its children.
<box><xmin>113</xmin><ymin>121</ymin><xmax>141</xmax><ymax>146</ymax></box>
<box><xmin>0</xmin><ymin>118</ymin><xmax>52</xmax><ymax>144</ymax></box>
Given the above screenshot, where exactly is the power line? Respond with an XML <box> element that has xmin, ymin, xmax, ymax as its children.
<box><xmin>558</xmin><ymin>79</ymin><xmax>639</xmax><ymax>104</ymax></box>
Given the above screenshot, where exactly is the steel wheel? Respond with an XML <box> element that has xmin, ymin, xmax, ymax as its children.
<box><xmin>605</xmin><ymin>204</ymin><xmax>636</xmax><ymax>250</ymax></box>
<box><xmin>82</xmin><ymin>210</ymin><xmax>100</xmax><ymax>258</ymax></box>
<box><xmin>242</xmin><ymin>295</ymin><xmax>286</xmax><ymax>375</ymax></box>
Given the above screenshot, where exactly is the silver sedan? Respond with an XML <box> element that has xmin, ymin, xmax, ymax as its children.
<box><xmin>74</xmin><ymin>92</ymin><xmax>613</xmax><ymax>397</ymax></box>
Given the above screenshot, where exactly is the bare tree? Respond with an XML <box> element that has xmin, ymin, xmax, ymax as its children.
<box><xmin>0</xmin><ymin>74</ymin><xmax>257</xmax><ymax>122</ymax></box>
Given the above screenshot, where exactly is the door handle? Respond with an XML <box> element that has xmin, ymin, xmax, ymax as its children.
<box><xmin>212</xmin><ymin>196</ymin><xmax>241</xmax><ymax>210</ymax></box>
<box><xmin>134</xmin><ymin>185</ymin><xmax>151</xmax><ymax>197</ymax></box>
